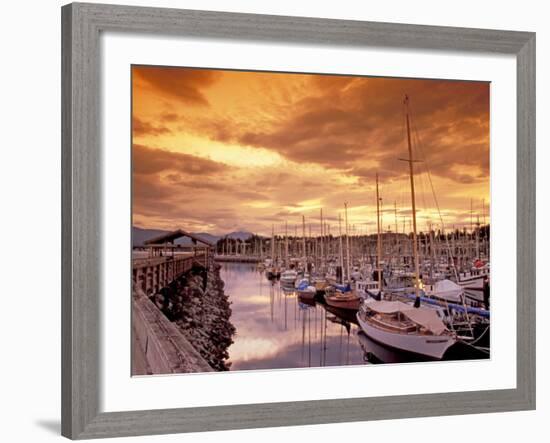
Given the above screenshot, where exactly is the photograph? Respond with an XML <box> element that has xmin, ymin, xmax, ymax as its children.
<box><xmin>131</xmin><ymin>65</ymin><xmax>491</xmax><ymax>376</ymax></box>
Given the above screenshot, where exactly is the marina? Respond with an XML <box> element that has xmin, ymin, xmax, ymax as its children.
<box><xmin>132</xmin><ymin>255</ymin><xmax>488</xmax><ymax>374</ymax></box>
<box><xmin>130</xmin><ymin>67</ymin><xmax>491</xmax><ymax>374</ymax></box>
<box><xmin>221</xmin><ymin>262</ymin><xmax>487</xmax><ymax>369</ymax></box>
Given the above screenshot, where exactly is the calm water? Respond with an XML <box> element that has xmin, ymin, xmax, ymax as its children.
<box><xmin>220</xmin><ymin>263</ymin><xmax>487</xmax><ymax>371</ymax></box>
<box><xmin>221</xmin><ymin>262</ymin><xmax>373</xmax><ymax>371</ymax></box>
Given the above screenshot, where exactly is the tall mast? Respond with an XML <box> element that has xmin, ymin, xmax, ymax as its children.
<box><xmin>308</xmin><ymin>224</ymin><xmax>312</xmax><ymax>257</ymax></box>
<box><xmin>476</xmin><ymin>214</ymin><xmax>480</xmax><ymax>258</ymax></box>
<box><xmin>344</xmin><ymin>202</ymin><xmax>351</xmax><ymax>282</ymax></box>
<box><xmin>470</xmin><ymin>198</ymin><xmax>473</xmax><ymax>236</ymax></box>
<box><xmin>285</xmin><ymin>221</ymin><xmax>289</xmax><ymax>266</ymax></box>
<box><xmin>338</xmin><ymin>213</ymin><xmax>344</xmax><ymax>284</ymax></box>
<box><xmin>376</xmin><ymin>174</ymin><xmax>382</xmax><ymax>292</ymax></box>
<box><xmin>320</xmin><ymin>208</ymin><xmax>324</xmax><ymax>272</ymax></box>
<box><xmin>394</xmin><ymin>201</ymin><xmax>398</xmax><ymax>234</ymax></box>
<box><xmin>271</xmin><ymin>225</ymin><xmax>275</xmax><ymax>263</ymax></box>
<box><xmin>404</xmin><ymin>95</ymin><xmax>421</xmax><ymax>307</ymax></box>
<box><xmin>294</xmin><ymin>224</ymin><xmax>298</xmax><ymax>258</ymax></box>
<box><xmin>302</xmin><ymin>215</ymin><xmax>307</xmax><ymax>262</ymax></box>
<box><xmin>394</xmin><ymin>200</ymin><xmax>399</xmax><ymax>264</ymax></box>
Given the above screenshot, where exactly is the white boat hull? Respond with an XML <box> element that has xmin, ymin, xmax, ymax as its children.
<box><xmin>356</xmin><ymin>312</ymin><xmax>456</xmax><ymax>360</ymax></box>
<box><xmin>457</xmin><ymin>273</ymin><xmax>488</xmax><ymax>290</ymax></box>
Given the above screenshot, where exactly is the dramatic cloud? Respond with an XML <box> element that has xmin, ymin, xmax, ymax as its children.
<box><xmin>132</xmin><ymin>144</ymin><xmax>228</xmax><ymax>176</ymax></box>
<box><xmin>132</xmin><ymin>67</ymin><xmax>490</xmax><ymax>234</ymax></box>
<box><xmin>132</xmin><ymin>117</ymin><xmax>171</xmax><ymax>137</ymax></box>
<box><xmin>132</xmin><ymin>65</ymin><xmax>221</xmax><ymax>105</ymax></box>
<box><xmin>197</xmin><ymin>76</ymin><xmax>489</xmax><ymax>185</ymax></box>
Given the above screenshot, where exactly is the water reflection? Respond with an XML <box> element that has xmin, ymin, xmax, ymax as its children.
<box><xmin>221</xmin><ymin>263</ymin><xmax>486</xmax><ymax>371</ymax></box>
<box><xmin>221</xmin><ymin>263</ymin><xmax>366</xmax><ymax>370</ymax></box>
<box><xmin>356</xmin><ymin>331</ymin><xmax>428</xmax><ymax>364</ymax></box>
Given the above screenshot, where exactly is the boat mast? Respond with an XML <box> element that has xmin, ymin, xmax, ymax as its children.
<box><xmin>302</xmin><ymin>215</ymin><xmax>307</xmax><ymax>263</ymax></box>
<box><xmin>394</xmin><ymin>200</ymin><xmax>399</xmax><ymax>265</ymax></box>
<box><xmin>338</xmin><ymin>213</ymin><xmax>344</xmax><ymax>283</ymax></box>
<box><xmin>476</xmin><ymin>214</ymin><xmax>480</xmax><ymax>258</ymax></box>
<box><xmin>285</xmin><ymin>221</ymin><xmax>289</xmax><ymax>267</ymax></box>
<box><xmin>403</xmin><ymin>95</ymin><xmax>421</xmax><ymax>308</ymax></box>
<box><xmin>320</xmin><ymin>208</ymin><xmax>324</xmax><ymax>272</ymax></box>
<box><xmin>376</xmin><ymin>174</ymin><xmax>382</xmax><ymax>292</ymax></box>
<box><xmin>271</xmin><ymin>224</ymin><xmax>275</xmax><ymax>263</ymax></box>
<box><xmin>344</xmin><ymin>202</ymin><xmax>351</xmax><ymax>283</ymax></box>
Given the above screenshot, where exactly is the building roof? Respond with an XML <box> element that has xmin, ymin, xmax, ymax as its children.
<box><xmin>143</xmin><ymin>229</ymin><xmax>214</xmax><ymax>247</ymax></box>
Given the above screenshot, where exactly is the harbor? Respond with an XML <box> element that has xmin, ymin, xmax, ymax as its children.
<box><xmin>132</xmin><ymin>168</ymin><xmax>491</xmax><ymax>373</ymax></box>
<box><xmin>132</xmin><ymin>236</ymin><xmax>489</xmax><ymax>374</ymax></box>
<box><xmin>131</xmin><ymin>68</ymin><xmax>491</xmax><ymax>375</ymax></box>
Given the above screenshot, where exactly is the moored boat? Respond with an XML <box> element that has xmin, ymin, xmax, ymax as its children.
<box><xmin>295</xmin><ymin>278</ymin><xmax>316</xmax><ymax>300</ymax></box>
<box><xmin>356</xmin><ymin>299</ymin><xmax>456</xmax><ymax>359</ymax></box>
<box><xmin>457</xmin><ymin>262</ymin><xmax>490</xmax><ymax>291</ymax></box>
<box><xmin>423</xmin><ymin>279</ymin><xmax>464</xmax><ymax>303</ymax></box>
<box><xmin>356</xmin><ymin>279</ymin><xmax>381</xmax><ymax>300</ymax></box>
<box><xmin>265</xmin><ymin>267</ymin><xmax>281</xmax><ymax>280</ymax></box>
<box><xmin>356</xmin><ymin>95</ymin><xmax>457</xmax><ymax>360</ymax></box>
<box><xmin>280</xmin><ymin>269</ymin><xmax>298</xmax><ymax>286</ymax></box>
<box><xmin>324</xmin><ymin>284</ymin><xmax>361</xmax><ymax>310</ymax></box>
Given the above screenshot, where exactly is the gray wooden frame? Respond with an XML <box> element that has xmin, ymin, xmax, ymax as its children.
<box><xmin>61</xmin><ymin>2</ymin><xmax>536</xmax><ymax>439</ymax></box>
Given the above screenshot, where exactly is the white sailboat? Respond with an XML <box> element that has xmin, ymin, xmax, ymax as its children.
<box><xmin>356</xmin><ymin>299</ymin><xmax>455</xmax><ymax>359</ymax></box>
<box><xmin>423</xmin><ymin>279</ymin><xmax>464</xmax><ymax>303</ymax></box>
<box><xmin>457</xmin><ymin>262</ymin><xmax>490</xmax><ymax>290</ymax></box>
<box><xmin>280</xmin><ymin>269</ymin><xmax>298</xmax><ymax>286</ymax></box>
<box><xmin>356</xmin><ymin>95</ymin><xmax>456</xmax><ymax>359</ymax></box>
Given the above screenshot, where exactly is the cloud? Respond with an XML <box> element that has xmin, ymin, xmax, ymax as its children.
<box><xmin>132</xmin><ymin>117</ymin><xmax>171</xmax><ymax>137</ymax></box>
<box><xmin>182</xmin><ymin>75</ymin><xmax>489</xmax><ymax>185</ymax></box>
<box><xmin>132</xmin><ymin>65</ymin><xmax>221</xmax><ymax>105</ymax></box>
<box><xmin>131</xmin><ymin>69</ymin><xmax>490</xmax><ymax>234</ymax></box>
<box><xmin>132</xmin><ymin>144</ymin><xmax>229</xmax><ymax>176</ymax></box>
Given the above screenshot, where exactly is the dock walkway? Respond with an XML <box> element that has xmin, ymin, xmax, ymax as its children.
<box><xmin>132</xmin><ymin>252</ymin><xmax>207</xmax><ymax>296</ymax></box>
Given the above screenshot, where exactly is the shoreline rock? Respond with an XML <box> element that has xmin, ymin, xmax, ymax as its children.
<box><xmin>151</xmin><ymin>262</ymin><xmax>235</xmax><ymax>371</ymax></box>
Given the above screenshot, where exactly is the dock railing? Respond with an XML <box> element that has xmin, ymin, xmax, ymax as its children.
<box><xmin>132</xmin><ymin>250</ymin><xmax>208</xmax><ymax>296</ymax></box>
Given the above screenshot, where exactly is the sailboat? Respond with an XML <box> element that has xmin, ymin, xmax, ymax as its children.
<box><xmin>324</xmin><ymin>283</ymin><xmax>362</xmax><ymax>310</ymax></box>
<box><xmin>265</xmin><ymin>225</ymin><xmax>281</xmax><ymax>280</ymax></box>
<box><xmin>296</xmin><ymin>278</ymin><xmax>317</xmax><ymax>301</ymax></box>
<box><xmin>355</xmin><ymin>175</ymin><xmax>383</xmax><ymax>300</ymax></box>
<box><xmin>356</xmin><ymin>298</ymin><xmax>455</xmax><ymax>359</ymax></box>
<box><xmin>423</xmin><ymin>279</ymin><xmax>464</xmax><ymax>303</ymax></box>
<box><xmin>356</xmin><ymin>95</ymin><xmax>457</xmax><ymax>359</ymax></box>
<box><xmin>324</xmin><ymin>204</ymin><xmax>361</xmax><ymax>310</ymax></box>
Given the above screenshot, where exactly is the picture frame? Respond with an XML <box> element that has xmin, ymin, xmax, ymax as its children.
<box><xmin>61</xmin><ymin>2</ymin><xmax>536</xmax><ymax>439</ymax></box>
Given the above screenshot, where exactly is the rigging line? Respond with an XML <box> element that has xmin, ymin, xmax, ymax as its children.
<box><xmin>408</xmin><ymin>108</ymin><xmax>475</xmax><ymax>337</ymax></box>
<box><xmin>408</xmin><ymin>104</ymin><xmax>462</xmax><ymax>279</ymax></box>
<box><xmin>410</xmin><ymin>113</ymin><xmax>447</xmax><ymax>234</ymax></box>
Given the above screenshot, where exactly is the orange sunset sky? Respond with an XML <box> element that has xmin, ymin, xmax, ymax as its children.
<box><xmin>132</xmin><ymin>65</ymin><xmax>490</xmax><ymax>237</ymax></box>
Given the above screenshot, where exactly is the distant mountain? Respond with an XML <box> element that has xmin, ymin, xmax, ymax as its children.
<box><xmin>224</xmin><ymin>231</ymin><xmax>255</xmax><ymax>241</ymax></box>
<box><xmin>191</xmin><ymin>232</ymin><xmax>220</xmax><ymax>244</ymax></box>
<box><xmin>132</xmin><ymin>227</ymin><xmax>170</xmax><ymax>247</ymax></box>
<box><xmin>132</xmin><ymin>227</ymin><xmax>255</xmax><ymax>247</ymax></box>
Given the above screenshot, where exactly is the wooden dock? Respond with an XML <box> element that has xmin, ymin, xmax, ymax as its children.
<box><xmin>214</xmin><ymin>254</ymin><xmax>261</xmax><ymax>263</ymax></box>
<box><xmin>132</xmin><ymin>252</ymin><xmax>208</xmax><ymax>296</ymax></box>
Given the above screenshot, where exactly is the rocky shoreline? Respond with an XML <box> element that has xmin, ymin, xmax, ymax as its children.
<box><xmin>151</xmin><ymin>262</ymin><xmax>235</xmax><ymax>371</ymax></box>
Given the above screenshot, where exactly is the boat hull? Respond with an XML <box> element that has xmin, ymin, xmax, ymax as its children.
<box><xmin>324</xmin><ymin>294</ymin><xmax>361</xmax><ymax>310</ymax></box>
<box><xmin>457</xmin><ymin>274</ymin><xmax>487</xmax><ymax>290</ymax></box>
<box><xmin>297</xmin><ymin>290</ymin><xmax>316</xmax><ymax>300</ymax></box>
<box><xmin>266</xmin><ymin>270</ymin><xmax>281</xmax><ymax>280</ymax></box>
<box><xmin>280</xmin><ymin>278</ymin><xmax>296</xmax><ymax>288</ymax></box>
<box><xmin>356</xmin><ymin>311</ymin><xmax>456</xmax><ymax>360</ymax></box>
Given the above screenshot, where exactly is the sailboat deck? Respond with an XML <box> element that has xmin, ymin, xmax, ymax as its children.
<box><xmin>369</xmin><ymin>313</ymin><xmax>418</xmax><ymax>334</ymax></box>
